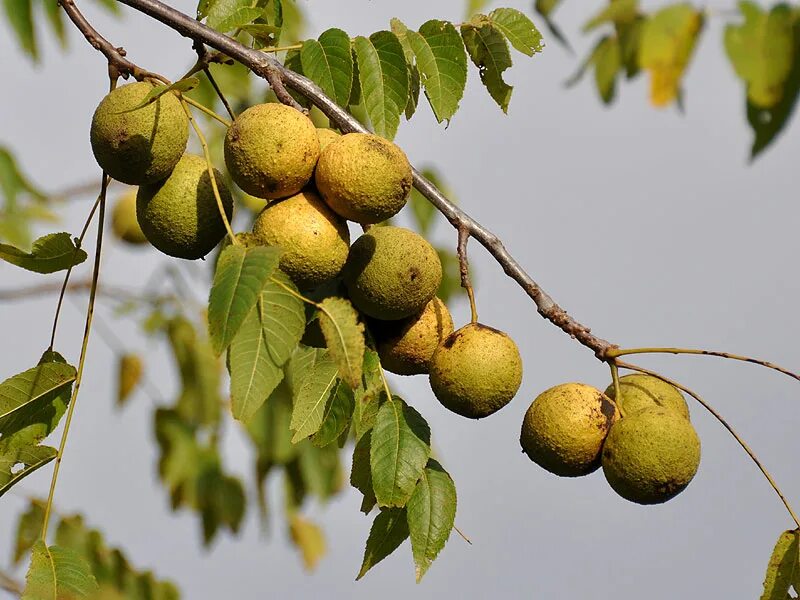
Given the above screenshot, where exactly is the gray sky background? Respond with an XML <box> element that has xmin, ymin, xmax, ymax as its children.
<box><xmin>1</xmin><ymin>1</ymin><xmax>799</xmax><ymax>598</ymax></box>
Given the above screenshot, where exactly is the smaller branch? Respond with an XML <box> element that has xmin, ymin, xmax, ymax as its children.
<box><xmin>204</xmin><ymin>67</ymin><xmax>237</xmax><ymax>120</ymax></box>
<box><xmin>617</xmin><ymin>360</ymin><xmax>800</xmax><ymax>529</ymax></box>
<box><xmin>263</xmin><ymin>63</ymin><xmax>305</xmax><ymax>112</ymax></box>
<box><xmin>457</xmin><ymin>226</ymin><xmax>478</xmax><ymax>324</ymax></box>
<box><xmin>453</xmin><ymin>525</ymin><xmax>473</xmax><ymax>545</ymax></box>
<box><xmin>58</xmin><ymin>0</ymin><xmax>165</xmax><ymax>82</ymax></box>
<box><xmin>607</xmin><ymin>347</ymin><xmax>800</xmax><ymax>384</ymax></box>
<box><xmin>183</xmin><ymin>96</ymin><xmax>231</xmax><ymax>127</ymax></box>
<box><xmin>0</xmin><ymin>279</ymin><xmax>170</xmax><ymax>305</ymax></box>
<box><xmin>0</xmin><ymin>569</ymin><xmax>23</xmax><ymax>596</ymax></box>
<box><xmin>181</xmin><ymin>101</ymin><xmax>237</xmax><ymax>242</ymax></box>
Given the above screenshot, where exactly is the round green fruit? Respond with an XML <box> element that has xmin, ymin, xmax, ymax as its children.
<box><xmin>343</xmin><ymin>226</ymin><xmax>442</xmax><ymax>320</ymax></box>
<box><xmin>224</xmin><ymin>103</ymin><xmax>319</xmax><ymax>200</ymax></box>
<box><xmin>251</xmin><ymin>189</ymin><xmax>350</xmax><ymax>289</ymax></box>
<box><xmin>136</xmin><ymin>154</ymin><xmax>233</xmax><ymax>260</ymax></box>
<box><xmin>372</xmin><ymin>297</ymin><xmax>454</xmax><ymax>376</ymax></box>
<box><xmin>90</xmin><ymin>81</ymin><xmax>188</xmax><ymax>185</ymax></box>
<box><xmin>429</xmin><ymin>323</ymin><xmax>522</xmax><ymax>419</ymax></box>
<box><xmin>111</xmin><ymin>190</ymin><xmax>148</xmax><ymax>245</ymax></box>
<box><xmin>314</xmin><ymin>133</ymin><xmax>412</xmax><ymax>224</ymax></box>
<box><xmin>601</xmin><ymin>406</ymin><xmax>701</xmax><ymax>505</ymax></box>
<box><xmin>605</xmin><ymin>373</ymin><xmax>690</xmax><ymax>420</ymax></box>
<box><xmin>520</xmin><ymin>383</ymin><xmax>619</xmax><ymax>477</ymax></box>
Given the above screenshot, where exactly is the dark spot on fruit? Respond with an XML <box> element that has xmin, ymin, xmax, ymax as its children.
<box><xmin>442</xmin><ymin>331</ymin><xmax>461</xmax><ymax>349</ymax></box>
<box><xmin>473</xmin><ymin>322</ymin><xmax>503</xmax><ymax>335</ymax></box>
<box><xmin>408</xmin><ymin>267</ymin><xmax>419</xmax><ymax>282</ymax></box>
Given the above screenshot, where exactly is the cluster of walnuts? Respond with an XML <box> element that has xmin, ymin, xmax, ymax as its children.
<box><xmin>92</xmin><ymin>81</ymin><xmax>701</xmax><ymax>506</ymax></box>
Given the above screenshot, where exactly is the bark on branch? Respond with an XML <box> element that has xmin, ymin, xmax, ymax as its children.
<box><xmin>74</xmin><ymin>0</ymin><xmax>616</xmax><ymax>358</ymax></box>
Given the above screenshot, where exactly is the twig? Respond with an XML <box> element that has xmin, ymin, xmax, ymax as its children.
<box><xmin>42</xmin><ymin>173</ymin><xmax>109</xmax><ymax>539</ymax></box>
<box><xmin>104</xmin><ymin>0</ymin><xmax>615</xmax><ymax>359</ymax></box>
<box><xmin>457</xmin><ymin>225</ymin><xmax>478</xmax><ymax>323</ymax></box>
<box><xmin>607</xmin><ymin>347</ymin><xmax>800</xmax><ymax>384</ymax></box>
<box><xmin>58</xmin><ymin>0</ymin><xmax>165</xmax><ymax>82</ymax></box>
<box><xmin>0</xmin><ymin>569</ymin><xmax>23</xmax><ymax>596</ymax></box>
<box><xmin>616</xmin><ymin>360</ymin><xmax>800</xmax><ymax>529</ymax></box>
<box><xmin>0</xmin><ymin>279</ymin><xmax>172</xmax><ymax>304</ymax></box>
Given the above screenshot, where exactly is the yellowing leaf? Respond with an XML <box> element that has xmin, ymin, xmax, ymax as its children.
<box><xmin>22</xmin><ymin>541</ymin><xmax>98</xmax><ymax>599</ymax></box>
<box><xmin>116</xmin><ymin>353</ymin><xmax>143</xmax><ymax>407</ymax></box>
<box><xmin>289</xmin><ymin>514</ymin><xmax>327</xmax><ymax>572</ymax></box>
<box><xmin>761</xmin><ymin>529</ymin><xmax>800</xmax><ymax>600</ymax></box>
<box><xmin>638</xmin><ymin>4</ymin><xmax>704</xmax><ymax>107</ymax></box>
<box><xmin>318</xmin><ymin>297</ymin><xmax>365</xmax><ymax>389</ymax></box>
<box><xmin>725</xmin><ymin>2</ymin><xmax>795</xmax><ymax>108</ymax></box>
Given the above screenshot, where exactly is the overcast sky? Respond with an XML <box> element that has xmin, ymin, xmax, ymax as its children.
<box><xmin>1</xmin><ymin>1</ymin><xmax>799</xmax><ymax>598</ymax></box>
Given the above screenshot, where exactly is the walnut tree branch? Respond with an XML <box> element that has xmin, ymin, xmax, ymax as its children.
<box><xmin>80</xmin><ymin>0</ymin><xmax>616</xmax><ymax>358</ymax></box>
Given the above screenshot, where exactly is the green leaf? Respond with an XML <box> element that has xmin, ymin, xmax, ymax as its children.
<box><xmin>311</xmin><ymin>381</ymin><xmax>355</xmax><ymax>447</ymax></box>
<box><xmin>390</xmin><ymin>19</ymin><xmax>422</xmax><ymax>120</ymax></box>
<box><xmin>116</xmin><ymin>353</ymin><xmax>143</xmax><ymax>407</ymax></box>
<box><xmin>297</xmin><ymin>440</ymin><xmax>343</xmax><ymax>501</ymax></box>
<box><xmin>247</xmin><ymin>379</ymin><xmax>296</xmax><ymax>466</ymax></box>
<box><xmin>167</xmin><ymin>317</ymin><xmax>221</xmax><ymax>427</ymax></box>
<box><xmin>534</xmin><ymin>0</ymin><xmax>572</xmax><ymax>51</ymax></box>
<box><xmin>213</xmin><ymin>6</ymin><xmax>262</xmax><ymax>32</ymax></box>
<box><xmin>0</xmin><ymin>232</ymin><xmax>87</xmax><ymax>274</ymax></box>
<box><xmin>350</xmin><ymin>430</ymin><xmax>377</xmax><ymax>513</ymax></box>
<box><xmin>289</xmin><ymin>351</ymin><xmax>339</xmax><ymax>443</ymax></box>
<box><xmin>725</xmin><ymin>3</ymin><xmax>795</xmax><ymax>109</ymax></box>
<box><xmin>461</xmin><ymin>21</ymin><xmax>514</xmax><ymax>112</ymax></box>
<box><xmin>262</xmin><ymin>271</ymin><xmax>305</xmax><ymax>365</ymax></box>
<box><xmin>353</xmin><ymin>31</ymin><xmax>409</xmax><ymax>139</ymax></box>
<box><xmin>405</xmin><ymin>20</ymin><xmax>467</xmax><ymax>123</ymax></box>
<box><xmin>490</xmin><ymin>8</ymin><xmax>544</xmax><ymax>56</ymax></box>
<box><xmin>120</xmin><ymin>78</ymin><xmax>200</xmax><ymax>113</ymax></box>
<box><xmin>356</xmin><ymin>508</ymin><xmax>410</xmax><ymax>580</ymax></box>
<box><xmin>582</xmin><ymin>0</ymin><xmax>639</xmax><ymax>33</ymax></box>
<box><xmin>3</xmin><ymin>0</ymin><xmax>37</xmax><ymax>59</ymax></box>
<box><xmin>352</xmin><ymin>350</ymin><xmax>384</xmax><ymax>441</ymax></box>
<box><xmin>318</xmin><ymin>297</ymin><xmax>365</xmax><ymax>389</ymax></box>
<box><xmin>205</xmin><ymin>0</ymin><xmax>259</xmax><ymax>31</ymax></box>
<box><xmin>0</xmin><ymin>362</ymin><xmax>75</xmax><ymax>440</ymax></box>
<box><xmin>208</xmin><ymin>244</ymin><xmax>281</xmax><ymax>355</ymax></box>
<box><xmin>0</xmin><ymin>445</ymin><xmax>57</xmax><ymax>498</ymax></box>
<box><xmin>301</xmin><ymin>28</ymin><xmax>353</xmax><ymax>106</ymax></box>
<box><xmin>761</xmin><ymin>529</ymin><xmax>800</xmax><ymax>599</ymax></box>
<box><xmin>22</xmin><ymin>541</ymin><xmax>98</xmax><ymax>599</ymax></box>
<box><xmin>285</xmin><ymin>345</ymin><xmax>325</xmax><ymax>398</ymax></box>
<box><xmin>14</xmin><ymin>499</ymin><xmax>45</xmax><ymax>564</ymax></box>
<box><xmin>409</xmin><ymin>166</ymin><xmax>450</xmax><ymax>236</ymax></box>
<box><xmin>370</xmin><ymin>396</ymin><xmax>431</xmax><ymax>508</ymax></box>
<box><xmin>638</xmin><ymin>3</ymin><xmax>704</xmax><ymax>107</ymax></box>
<box><xmin>228</xmin><ymin>299</ymin><xmax>284</xmax><ymax>423</ymax></box>
<box><xmin>407</xmin><ymin>459</ymin><xmax>457</xmax><ymax>581</ymax></box>
<box><xmin>241</xmin><ymin>23</ymin><xmax>281</xmax><ymax>47</ymax></box>
<box><xmin>593</xmin><ymin>35</ymin><xmax>621</xmax><ymax>104</ymax></box>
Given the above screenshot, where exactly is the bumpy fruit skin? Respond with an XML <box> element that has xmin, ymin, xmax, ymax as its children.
<box><xmin>372</xmin><ymin>297</ymin><xmax>454</xmax><ymax>376</ymax></box>
<box><xmin>602</xmin><ymin>406</ymin><xmax>701</xmax><ymax>505</ymax></box>
<box><xmin>90</xmin><ymin>82</ymin><xmax>188</xmax><ymax>185</ymax></box>
<box><xmin>343</xmin><ymin>226</ymin><xmax>442</xmax><ymax>320</ymax></box>
<box><xmin>224</xmin><ymin>103</ymin><xmax>319</xmax><ymax>200</ymax></box>
<box><xmin>136</xmin><ymin>154</ymin><xmax>233</xmax><ymax>260</ymax></box>
<box><xmin>429</xmin><ymin>323</ymin><xmax>522</xmax><ymax>419</ymax></box>
<box><xmin>605</xmin><ymin>374</ymin><xmax>690</xmax><ymax>419</ymax></box>
<box><xmin>315</xmin><ymin>133</ymin><xmax>412</xmax><ymax>224</ymax></box>
<box><xmin>316</xmin><ymin>128</ymin><xmax>340</xmax><ymax>152</ymax></box>
<box><xmin>111</xmin><ymin>190</ymin><xmax>148</xmax><ymax>245</ymax></box>
<box><xmin>251</xmin><ymin>189</ymin><xmax>350</xmax><ymax>289</ymax></box>
<box><xmin>521</xmin><ymin>383</ymin><xmax>619</xmax><ymax>477</ymax></box>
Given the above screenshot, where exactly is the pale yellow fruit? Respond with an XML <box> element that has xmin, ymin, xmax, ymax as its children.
<box><xmin>520</xmin><ymin>383</ymin><xmax>619</xmax><ymax>477</ymax></box>
<box><xmin>602</xmin><ymin>406</ymin><xmax>701</xmax><ymax>505</ymax></box>
<box><xmin>604</xmin><ymin>374</ymin><xmax>690</xmax><ymax>419</ymax></box>
<box><xmin>429</xmin><ymin>323</ymin><xmax>522</xmax><ymax>419</ymax></box>
<box><xmin>251</xmin><ymin>189</ymin><xmax>350</xmax><ymax>289</ymax></box>
<box><xmin>224</xmin><ymin>103</ymin><xmax>320</xmax><ymax>200</ymax></box>
<box><xmin>315</xmin><ymin>133</ymin><xmax>412</xmax><ymax>224</ymax></box>
<box><xmin>90</xmin><ymin>81</ymin><xmax>188</xmax><ymax>185</ymax></box>
<box><xmin>316</xmin><ymin>128</ymin><xmax>340</xmax><ymax>152</ymax></box>
<box><xmin>136</xmin><ymin>154</ymin><xmax>233</xmax><ymax>260</ymax></box>
<box><xmin>343</xmin><ymin>226</ymin><xmax>441</xmax><ymax>320</ymax></box>
<box><xmin>372</xmin><ymin>297</ymin><xmax>454</xmax><ymax>375</ymax></box>
<box><xmin>111</xmin><ymin>190</ymin><xmax>148</xmax><ymax>245</ymax></box>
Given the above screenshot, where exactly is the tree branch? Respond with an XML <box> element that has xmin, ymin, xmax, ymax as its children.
<box><xmin>0</xmin><ymin>279</ymin><xmax>174</xmax><ymax>305</ymax></box>
<box><xmin>0</xmin><ymin>569</ymin><xmax>23</xmax><ymax>596</ymax></box>
<box><xmin>58</xmin><ymin>0</ymin><xmax>165</xmax><ymax>82</ymax></box>
<box><xmin>80</xmin><ymin>0</ymin><xmax>616</xmax><ymax>357</ymax></box>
